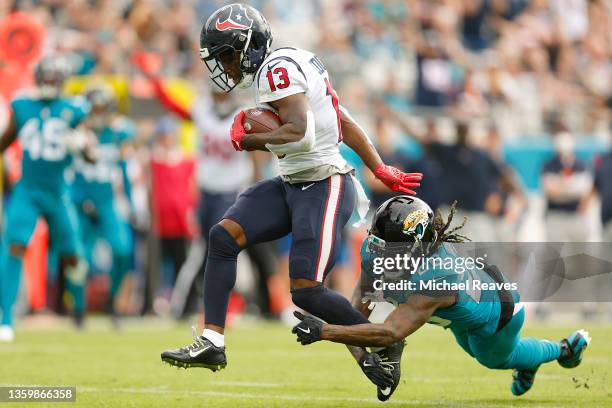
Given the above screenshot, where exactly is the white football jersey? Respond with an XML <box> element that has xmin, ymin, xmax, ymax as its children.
<box><xmin>254</xmin><ymin>47</ymin><xmax>348</xmax><ymax>176</ymax></box>
<box><xmin>192</xmin><ymin>97</ymin><xmax>253</xmax><ymax>193</ymax></box>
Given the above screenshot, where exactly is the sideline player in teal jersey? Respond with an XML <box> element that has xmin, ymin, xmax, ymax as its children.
<box><xmin>292</xmin><ymin>197</ymin><xmax>591</xmax><ymax>400</ymax></box>
<box><xmin>0</xmin><ymin>57</ymin><xmax>95</xmax><ymax>342</ymax></box>
<box><xmin>71</xmin><ymin>85</ymin><xmax>134</xmax><ymax>324</ymax></box>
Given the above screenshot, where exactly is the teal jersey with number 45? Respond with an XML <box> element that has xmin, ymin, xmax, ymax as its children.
<box><xmin>10</xmin><ymin>95</ymin><xmax>90</xmax><ymax>192</ymax></box>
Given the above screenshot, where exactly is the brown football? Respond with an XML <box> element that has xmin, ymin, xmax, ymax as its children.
<box><xmin>243</xmin><ymin>108</ymin><xmax>282</xmax><ymax>133</ymax></box>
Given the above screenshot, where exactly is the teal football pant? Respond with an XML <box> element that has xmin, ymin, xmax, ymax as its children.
<box><xmin>452</xmin><ymin>307</ymin><xmax>561</xmax><ymax>370</ymax></box>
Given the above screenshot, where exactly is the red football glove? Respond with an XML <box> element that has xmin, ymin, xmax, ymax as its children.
<box><xmin>373</xmin><ymin>163</ymin><xmax>422</xmax><ymax>195</ymax></box>
<box><xmin>230</xmin><ymin>111</ymin><xmax>246</xmax><ymax>151</ymax></box>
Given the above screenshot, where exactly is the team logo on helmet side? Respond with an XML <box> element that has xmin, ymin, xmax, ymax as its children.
<box><xmin>215</xmin><ymin>4</ymin><xmax>253</xmax><ymax>31</ymax></box>
<box><xmin>402</xmin><ymin>209</ymin><xmax>429</xmax><ymax>239</ymax></box>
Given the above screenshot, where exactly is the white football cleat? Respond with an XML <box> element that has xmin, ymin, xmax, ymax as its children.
<box><xmin>0</xmin><ymin>325</ymin><xmax>15</xmax><ymax>343</ymax></box>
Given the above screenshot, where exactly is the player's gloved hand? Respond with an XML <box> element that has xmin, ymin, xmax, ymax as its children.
<box><xmin>359</xmin><ymin>352</ymin><xmax>394</xmax><ymax>389</ymax></box>
<box><xmin>230</xmin><ymin>111</ymin><xmax>246</xmax><ymax>151</ymax></box>
<box><xmin>373</xmin><ymin>163</ymin><xmax>422</xmax><ymax>195</ymax></box>
<box><xmin>292</xmin><ymin>311</ymin><xmax>323</xmax><ymax>345</ymax></box>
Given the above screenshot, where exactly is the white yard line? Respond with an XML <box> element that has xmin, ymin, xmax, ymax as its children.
<box><xmin>209</xmin><ymin>380</ymin><xmax>280</xmax><ymax>388</ymax></box>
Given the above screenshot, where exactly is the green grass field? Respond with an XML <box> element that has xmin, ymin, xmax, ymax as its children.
<box><xmin>1</xmin><ymin>318</ymin><xmax>610</xmax><ymax>407</ymax></box>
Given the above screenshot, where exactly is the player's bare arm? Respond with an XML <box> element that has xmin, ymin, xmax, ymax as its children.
<box><xmin>0</xmin><ymin>112</ymin><xmax>18</xmax><ymax>154</ymax></box>
<box><xmin>239</xmin><ymin>93</ymin><xmax>310</xmax><ymax>151</ymax></box>
<box><xmin>340</xmin><ymin>105</ymin><xmax>422</xmax><ymax>195</ymax></box>
<box><xmin>339</xmin><ymin>106</ymin><xmax>382</xmax><ymax>171</ymax></box>
<box><xmin>293</xmin><ymin>294</ymin><xmax>454</xmax><ymax>347</ymax></box>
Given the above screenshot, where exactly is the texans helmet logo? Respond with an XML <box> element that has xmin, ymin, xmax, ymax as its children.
<box><xmin>215</xmin><ymin>4</ymin><xmax>253</xmax><ymax>31</ymax></box>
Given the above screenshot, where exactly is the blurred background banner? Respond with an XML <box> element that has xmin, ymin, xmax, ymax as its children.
<box><xmin>0</xmin><ymin>0</ymin><xmax>610</xmax><ymax>322</ymax></box>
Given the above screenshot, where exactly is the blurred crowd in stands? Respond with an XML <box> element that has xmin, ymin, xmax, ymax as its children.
<box><xmin>5</xmin><ymin>0</ymin><xmax>610</xmax><ymax>136</ymax></box>
<box><xmin>1</xmin><ymin>0</ymin><xmax>611</xmax><ymax>321</ymax></box>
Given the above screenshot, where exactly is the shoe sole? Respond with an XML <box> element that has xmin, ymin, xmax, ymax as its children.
<box><xmin>161</xmin><ymin>357</ymin><xmax>227</xmax><ymax>372</ymax></box>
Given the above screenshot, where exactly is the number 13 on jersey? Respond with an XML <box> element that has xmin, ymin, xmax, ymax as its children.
<box><xmin>266</xmin><ymin>67</ymin><xmax>290</xmax><ymax>91</ymax></box>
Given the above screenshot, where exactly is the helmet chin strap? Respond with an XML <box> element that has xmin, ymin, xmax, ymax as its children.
<box><xmin>239</xmin><ymin>29</ymin><xmax>253</xmax><ymax>70</ymax></box>
<box><xmin>237</xmin><ymin>29</ymin><xmax>255</xmax><ymax>89</ymax></box>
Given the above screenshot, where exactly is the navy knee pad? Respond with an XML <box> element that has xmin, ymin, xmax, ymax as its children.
<box><xmin>208</xmin><ymin>224</ymin><xmax>241</xmax><ymax>259</ymax></box>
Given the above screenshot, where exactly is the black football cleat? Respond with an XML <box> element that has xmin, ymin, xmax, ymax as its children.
<box><xmin>161</xmin><ymin>330</ymin><xmax>227</xmax><ymax>371</ymax></box>
<box><xmin>377</xmin><ymin>340</ymin><xmax>405</xmax><ymax>401</ymax></box>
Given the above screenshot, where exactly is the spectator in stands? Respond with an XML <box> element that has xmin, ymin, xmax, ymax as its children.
<box><xmin>582</xmin><ymin>140</ymin><xmax>612</xmax><ymax>242</ymax></box>
<box><xmin>541</xmin><ymin>131</ymin><xmax>593</xmax><ymax>242</ymax></box>
<box><xmin>482</xmin><ymin>126</ymin><xmax>526</xmax><ymax>241</ymax></box>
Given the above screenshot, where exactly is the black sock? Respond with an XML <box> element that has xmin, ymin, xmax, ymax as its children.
<box><xmin>291</xmin><ymin>285</ymin><xmax>369</xmax><ymax>325</ymax></box>
<box><xmin>203</xmin><ymin>224</ymin><xmax>241</xmax><ymax>327</ymax></box>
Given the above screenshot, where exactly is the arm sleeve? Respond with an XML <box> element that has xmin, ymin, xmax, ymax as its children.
<box><xmin>257</xmin><ymin>58</ymin><xmax>308</xmax><ymax>103</ymax></box>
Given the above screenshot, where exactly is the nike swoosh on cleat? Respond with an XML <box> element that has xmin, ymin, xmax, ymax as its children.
<box><xmin>380</xmin><ymin>387</ymin><xmax>391</xmax><ymax>396</ymax></box>
<box><xmin>297</xmin><ymin>327</ymin><xmax>311</xmax><ymax>334</ymax></box>
<box><xmin>189</xmin><ymin>346</ymin><xmax>211</xmax><ymax>358</ymax></box>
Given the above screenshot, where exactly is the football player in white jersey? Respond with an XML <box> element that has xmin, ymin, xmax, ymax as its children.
<box><xmin>161</xmin><ymin>3</ymin><xmax>422</xmax><ymax>389</ymax></box>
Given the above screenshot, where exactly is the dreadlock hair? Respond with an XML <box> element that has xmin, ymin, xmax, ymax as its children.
<box><xmin>424</xmin><ymin>200</ymin><xmax>470</xmax><ymax>257</ymax></box>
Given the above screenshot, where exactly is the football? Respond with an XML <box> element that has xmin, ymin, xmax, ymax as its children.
<box><xmin>243</xmin><ymin>108</ymin><xmax>282</xmax><ymax>133</ymax></box>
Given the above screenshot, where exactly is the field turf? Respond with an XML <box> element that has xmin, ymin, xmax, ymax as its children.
<box><xmin>1</xmin><ymin>318</ymin><xmax>610</xmax><ymax>407</ymax></box>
